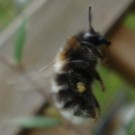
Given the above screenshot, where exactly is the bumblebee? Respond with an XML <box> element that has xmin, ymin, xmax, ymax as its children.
<box><xmin>51</xmin><ymin>7</ymin><xmax>111</xmax><ymax>124</ymax></box>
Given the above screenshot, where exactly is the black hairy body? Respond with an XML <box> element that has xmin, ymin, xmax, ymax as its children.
<box><xmin>52</xmin><ymin>36</ymin><xmax>106</xmax><ymax>123</ymax></box>
<box><xmin>51</xmin><ymin>7</ymin><xmax>111</xmax><ymax>124</ymax></box>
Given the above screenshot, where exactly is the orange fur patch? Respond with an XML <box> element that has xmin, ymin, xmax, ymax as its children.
<box><xmin>59</xmin><ymin>50</ymin><xmax>67</xmax><ymax>61</ymax></box>
<box><xmin>67</xmin><ymin>36</ymin><xmax>80</xmax><ymax>49</ymax></box>
<box><xmin>59</xmin><ymin>36</ymin><xmax>80</xmax><ymax>61</ymax></box>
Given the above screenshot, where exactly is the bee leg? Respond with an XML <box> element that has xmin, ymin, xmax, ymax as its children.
<box><xmin>95</xmin><ymin>71</ymin><xmax>105</xmax><ymax>92</ymax></box>
<box><xmin>94</xmin><ymin>108</ymin><xmax>100</xmax><ymax>122</ymax></box>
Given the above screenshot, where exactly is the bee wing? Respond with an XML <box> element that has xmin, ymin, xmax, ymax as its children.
<box><xmin>8</xmin><ymin>61</ymin><xmax>54</xmax><ymax>92</ymax></box>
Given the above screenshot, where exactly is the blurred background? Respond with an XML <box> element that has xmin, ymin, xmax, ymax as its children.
<box><xmin>0</xmin><ymin>0</ymin><xmax>32</xmax><ymax>31</ymax></box>
<box><xmin>0</xmin><ymin>0</ymin><xmax>135</xmax><ymax>135</ymax></box>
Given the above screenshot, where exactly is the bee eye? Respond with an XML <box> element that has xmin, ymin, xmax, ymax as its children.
<box><xmin>83</xmin><ymin>33</ymin><xmax>95</xmax><ymax>42</ymax></box>
<box><xmin>83</xmin><ymin>34</ymin><xmax>98</xmax><ymax>43</ymax></box>
<box><xmin>84</xmin><ymin>33</ymin><xmax>92</xmax><ymax>39</ymax></box>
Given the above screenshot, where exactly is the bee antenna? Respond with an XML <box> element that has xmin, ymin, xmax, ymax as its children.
<box><xmin>89</xmin><ymin>6</ymin><xmax>94</xmax><ymax>32</ymax></box>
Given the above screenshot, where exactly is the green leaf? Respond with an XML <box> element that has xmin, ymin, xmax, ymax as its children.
<box><xmin>10</xmin><ymin>116</ymin><xmax>61</xmax><ymax>129</ymax></box>
<box><xmin>14</xmin><ymin>19</ymin><xmax>27</xmax><ymax>65</ymax></box>
<box><xmin>123</xmin><ymin>13</ymin><xmax>135</xmax><ymax>31</ymax></box>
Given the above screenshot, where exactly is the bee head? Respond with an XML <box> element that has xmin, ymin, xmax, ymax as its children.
<box><xmin>81</xmin><ymin>7</ymin><xmax>111</xmax><ymax>48</ymax></box>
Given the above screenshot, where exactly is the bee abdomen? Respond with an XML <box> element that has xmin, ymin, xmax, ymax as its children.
<box><xmin>52</xmin><ymin>72</ymin><xmax>100</xmax><ymax>123</ymax></box>
<box><xmin>52</xmin><ymin>45</ymin><xmax>100</xmax><ymax>123</ymax></box>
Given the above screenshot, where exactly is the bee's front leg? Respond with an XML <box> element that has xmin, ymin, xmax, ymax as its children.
<box><xmin>95</xmin><ymin>71</ymin><xmax>105</xmax><ymax>92</ymax></box>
